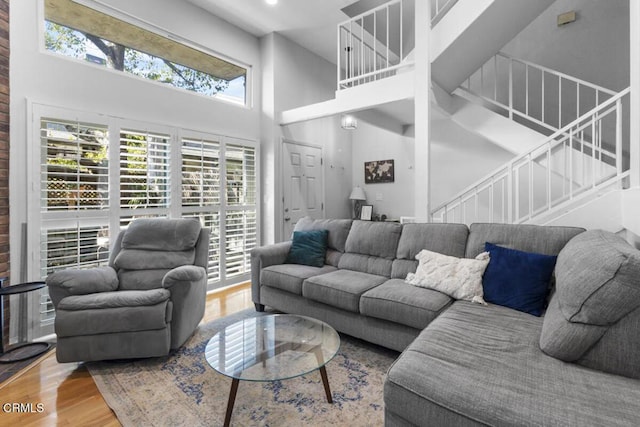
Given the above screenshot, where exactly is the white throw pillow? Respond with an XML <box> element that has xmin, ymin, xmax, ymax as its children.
<box><xmin>405</xmin><ymin>250</ymin><xmax>490</xmax><ymax>304</ymax></box>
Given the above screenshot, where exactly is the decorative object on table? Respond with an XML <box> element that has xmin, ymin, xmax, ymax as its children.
<box><xmin>349</xmin><ymin>186</ymin><xmax>367</xmax><ymax>219</ymax></box>
<box><xmin>0</xmin><ymin>281</ymin><xmax>52</xmax><ymax>363</ymax></box>
<box><xmin>364</xmin><ymin>159</ymin><xmax>394</xmax><ymax>184</ymax></box>
<box><xmin>46</xmin><ymin>218</ymin><xmax>210</xmax><ymax>362</ymax></box>
<box><xmin>87</xmin><ymin>308</ymin><xmax>396</xmax><ymax>427</ymax></box>
<box><xmin>360</xmin><ymin>205</ymin><xmax>373</xmax><ymax>221</ymax></box>
<box><xmin>341</xmin><ymin>115</ymin><xmax>357</xmax><ymax>130</ymax></box>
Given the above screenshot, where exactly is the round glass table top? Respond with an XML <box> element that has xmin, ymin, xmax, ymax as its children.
<box><xmin>204</xmin><ymin>314</ymin><xmax>340</xmax><ymax>382</ymax></box>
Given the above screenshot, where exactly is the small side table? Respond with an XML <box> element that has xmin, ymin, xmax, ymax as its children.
<box><xmin>0</xmin><ymin>281</ymin><xmax>52</xmax><ymax>363</ymax></box>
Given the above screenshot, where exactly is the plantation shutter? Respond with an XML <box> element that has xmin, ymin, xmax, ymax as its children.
<box><xmin>224</xmin><ymin>144</ymin><xmax>257</xmax><ymax>279</ymax></box>
<box><xmin>39</xmin><ymin>117</ymin><xmax>110</xmax><ymax>329</ymax></box>
<box><xmin>182</xmin><ymin>137</ymin><xmax>222</xmax><ymax>285</ymax></box>
<box><xmin>119</xmin><ymin>129</ymin><xmax>171</xmax><ymax>210</ymax></box>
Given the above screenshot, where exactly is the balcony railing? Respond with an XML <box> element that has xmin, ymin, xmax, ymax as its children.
<box><xmin>431</xmin><ymin>88</ymin><xmax>630</xmax><ymax>225</ymax></box>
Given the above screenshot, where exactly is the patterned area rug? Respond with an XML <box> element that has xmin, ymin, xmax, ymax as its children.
<box><xmin>87</xmin><ymin>309</ymin><xmax>398</xmax><ymax>426</ymax></box>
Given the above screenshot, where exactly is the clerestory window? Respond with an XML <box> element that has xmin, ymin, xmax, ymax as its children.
<box><xmin>43</xmin><ymin>0</ymin><xmax>248</xmax><ymax>105</ymax></box>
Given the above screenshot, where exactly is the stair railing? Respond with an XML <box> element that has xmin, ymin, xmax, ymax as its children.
<box><xmin>430</xmin><ymin>87</ymin><xmax>630</xmax><ymax>225</ymax></box>
<box><xmin>458</xmin><ymin>52</ymin><xmax>618</xmax><ymax>135</ymax></box>
<box><xmin>337</xmin><ymin>0</ymin><xmax>411</xmax><ymax>89</ymax></box>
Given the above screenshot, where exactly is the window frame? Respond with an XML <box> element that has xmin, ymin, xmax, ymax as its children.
<box><xmin>38</xmin><ymin>0</ymin><xmax>253</xmax><ymax>108</ymax></box>
<box><xmin>27</xmin><ymin>103</ymin><xmax>260</xmax><ymax>338</ymax></box>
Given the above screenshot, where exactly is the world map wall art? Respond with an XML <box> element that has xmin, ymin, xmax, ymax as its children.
<box><xmin>364</xmin><ymin>159</ymin><xmax>395</xmax><ymax>184</ymax></box>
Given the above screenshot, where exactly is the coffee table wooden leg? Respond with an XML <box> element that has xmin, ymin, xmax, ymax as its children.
<box><xmin>319</xmin><ymin>366</ymin><xmax>333</xmax><ymax>403</ymax></box>
<box><xmin>224</xmin><ymin>378</ymin><xmax>240</xmax><ymax>427</ymax></box>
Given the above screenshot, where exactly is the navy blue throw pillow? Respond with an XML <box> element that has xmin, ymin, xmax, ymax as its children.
<box><xmin>285</xmin><ymin>229</ymin><xmax>329</xmax><ymax>267</ymax></box>
<box><xmin>483</xmin><ymin>242</ymin><xmax>558</xmax><ymax>316</ymax></box>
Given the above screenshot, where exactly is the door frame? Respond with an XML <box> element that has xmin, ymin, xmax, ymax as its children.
<box><xmin>280</xmin><ymin>138</ymin><xmax>325</xmax><ymax>239</ymax></box>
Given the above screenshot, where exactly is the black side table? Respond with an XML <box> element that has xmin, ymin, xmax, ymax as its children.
<box><xmin>0</xmin><ymin>281</ymin><xmax>52</xmax><ymax>363</ymax></box>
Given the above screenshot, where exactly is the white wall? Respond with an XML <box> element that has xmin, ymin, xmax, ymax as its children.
<box><xmin>429</xmin><ymin>114</ymin><xmax>514</xmax><ymax>209</ymax></box>
<box><xmin>10</xmin><ymin>0</ymin><xmax>262</xmax><ymax>278</ymax></box>
<box><xmin>350</xmin><ymin>110</ymin><xmax>514</xmax><ymax>219</ymax></box>
<box><xmin>503</xmin><ymin>0</ymin><xmax>629</xmax><ymax>92</ymax></box>
<box><xmin>350</xmin><ymin>121</ymin><xmax>414</xmax><ymax>220</ymax></box>
<box><xmin>261</xmin><ymin>32</ymin><xmax>351</xmax><ymax>243</ymax></box>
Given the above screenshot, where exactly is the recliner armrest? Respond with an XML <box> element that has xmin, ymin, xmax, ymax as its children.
<box><xmin>162</xmin><ymin>265</ymin><xmax>206</xmax><ymax>288</ymax></box>
<box><xmin>46</xmin><ymin>266</ymin><xmax>119</xmax><ymax>307</ymax></box>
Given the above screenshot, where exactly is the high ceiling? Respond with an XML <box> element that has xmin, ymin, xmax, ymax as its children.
<box><xmin>186</xmin><ymin>0</ymin><xmax>355</xmax><ymax>64</ymax></box>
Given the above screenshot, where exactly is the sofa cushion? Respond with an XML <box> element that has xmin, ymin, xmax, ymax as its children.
<box><xmin>465</xmin><ymin>223</ymin><xmax>584</xmax><ymax>258</ymax></box>
<box><xmin>539</xmin><ymin>230</ymin><xmax>640</xmax><ymax>379</ymax></box>
<box><xmin>55</xmin><ymin>290</ymin><xmax>171</xmax><ymax>337</ymax></box>
<box><xmin>118</xmin><ymin>269</ymin><xmax>171</xmax><ymax>291</ymax></box>
<box><xmin>294</xmin><ymin>217</ymin><xmax>352</xmax><ymax>253</ymax></box>
<box><xmin>261</xmin><ymin>264</ymin><xmax>338</xmax><ymax>295</ymax></box>
<box><xmin>114</xmin><ymin>249</ymin><xmax>196</xmax><ymax>270</ymax></box>
<box><xmin>58</xmin><ymin>288</ymin><xmax>170</xmax><ymax>310</ymax></box>
<box><xmin>482</xmin><ymin>242</ymin><xmax>558</xmax><ymax>316</ymax></box>
<box><xmin>122</xmin><ymin>218</ymin><xmax>201</xmax><ymax>251</ymax></box>
<box><xmin>396</xmin><ymin>223</ymin><xmax>469</xmax><ymax>260</ymax></box>
<box><xmin>406</xmin><ymin>250</ymin><xmax>489</xmax><ymax>304</ymax></box>
<box><xmin>360</xmin><ymin>279</ymin><xmax>452</xmax><ymax>330</ymax></box>
<box><xmin>554</xmin><ymin>230</ymin><xmax>640</xmax><ymax>324</ymax></box>
<box><xmin>344</xmin><ymin>220</ymin><xmax>402</xmax><ymax>259</ymax></box>
<box><xmin>285</xmin><ymin>229</ymin><xmax>328</xmax><ymax>267</ymax></box>
<box><xmin>385</xmin><ymin>301</ymin><xmax>640</xmax><ymax>427</ymax></box>
<box><xmin>302</xmin><ymin>269</ymin><xmax>387</xmax><ymax>312</ymax></box>
<box><xmin>338</xmin><ymin>254</ymin><xmax>393</xmax><ymax>277</ymax></box>
<box><xmin>391</xmin><ymin>223</ymin><xmax>469</xmax><ymax>279</ymax></box>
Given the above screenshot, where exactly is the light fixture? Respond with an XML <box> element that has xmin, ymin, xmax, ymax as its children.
<box><xmin>341</xmin><ymin>115</ymin><xmax>357</xmax><ymax>130</ymax></box>
<box><xmin>349</xmin><ymin>186</ymin><xmax>367</xmax><ymax>219</ymax></box>
<box><xmin>265</xmin><ymin>0</ymin><xmax>278</xmax><ymax>5</ymax></box>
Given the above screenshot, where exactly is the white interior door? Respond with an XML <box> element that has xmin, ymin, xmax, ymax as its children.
<box><xmin>282</xmin><ymin>141</ymin><xmax>324</xmax><ymax>238</ymax></box>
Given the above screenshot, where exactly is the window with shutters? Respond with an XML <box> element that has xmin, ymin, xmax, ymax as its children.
<box><xmin>30</xmin><ymin>105</ymin><xmax>259</xmax><ymax>338</ymax></box>
<box><xmin>181</xmin><ymin>136</ymin><xmax>222</xmax><ymax>285</ymax></box>
<box><xmin>224</xmin><ymin>144</ymin><xmax>257</xmax><ymax>279</ymax></box>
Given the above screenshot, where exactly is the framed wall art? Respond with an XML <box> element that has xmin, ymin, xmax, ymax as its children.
<box><xmin>364</xmin><ymin>159</ymin><xmax>394</xmax><ymax>184</ymax></box>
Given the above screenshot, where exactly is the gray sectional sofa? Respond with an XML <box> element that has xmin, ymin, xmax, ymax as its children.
<box><xmin>250</xmin><ymin>218</ymin><xmax>640</xmax><ymax>426</ymax></box>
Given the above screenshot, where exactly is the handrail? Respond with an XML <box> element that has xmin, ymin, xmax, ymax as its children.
<box><xmin>458</xmin><ymin>51</ymin><xmax>618</xmax><ymax>133</ymax></box>
<box><xmin>431</xmin><ymin>87</ymin><xmax>630</xmax><ymax>224</ymax></box>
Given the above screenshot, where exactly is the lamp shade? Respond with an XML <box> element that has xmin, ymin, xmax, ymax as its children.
<box><xmin>341</xmin><ymin>115</ymin><xmax>357</xmax><ymax>130</ymax></box>
<box><xmin>349</xmin><ymin>186</ymin><xmax>366</xmax><ymax>201</ymax></box>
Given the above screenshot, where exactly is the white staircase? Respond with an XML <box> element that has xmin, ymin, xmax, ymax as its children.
<box><xmin>431</xmin><ymin>87</ymin><xmax>631</xmax><ymax>226</ymax></box>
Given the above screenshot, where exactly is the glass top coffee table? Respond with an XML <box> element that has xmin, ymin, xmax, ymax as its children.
<box><xmin>204</xmin><ymin>314</ymin><xmax>340</xmax><ymax>427</ymax></box>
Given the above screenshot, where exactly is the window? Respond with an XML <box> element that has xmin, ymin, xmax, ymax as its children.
<box><xmin>31</xmin><ymin>105</ymin><xmax>259</xmax><ymax>337</ymax></box>
<box><xmin>224</xmin><ymin>144</ymin><xmax>258</xmax><ymax>278</ymax></box>
<box><xmin>43</xmin><ymin>0</ymin><xmax>247</xmax><ymax>104</ymax></box>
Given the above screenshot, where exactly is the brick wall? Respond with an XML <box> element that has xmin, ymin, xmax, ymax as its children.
<box><xmin>0</xmin><ymin>0</ymin><xmax>9</xmax><ymax>348</ymax></box>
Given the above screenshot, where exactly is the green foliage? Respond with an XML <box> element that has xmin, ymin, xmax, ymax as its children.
<box><xmin>44</xmin><ymin>20</ymin><xmax>230</xmax><ymax>96</ymax></box>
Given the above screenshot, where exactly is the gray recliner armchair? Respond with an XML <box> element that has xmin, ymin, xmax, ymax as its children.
<box><xmin>46</xmin><ymin>218</ymin><xmax>210</xmax><ymax>362</ymax></box>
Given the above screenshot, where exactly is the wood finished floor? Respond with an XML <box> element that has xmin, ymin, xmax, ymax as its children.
<box><xmin>0</xmin><ymin>282</ymin><xmax>253</xmax><ymax>426</ymax></box>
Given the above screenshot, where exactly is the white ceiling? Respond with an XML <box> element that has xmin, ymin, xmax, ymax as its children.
<box><xmin>186</xmin><ymin>0</ymin><xmax>354</xmax><ymax>64</ymax></box>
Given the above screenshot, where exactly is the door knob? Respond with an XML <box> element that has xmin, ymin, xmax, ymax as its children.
<box><xmin>284</xmin><ymin>217</ymin><xmax>291</xmax><ymax>221</ymax></box>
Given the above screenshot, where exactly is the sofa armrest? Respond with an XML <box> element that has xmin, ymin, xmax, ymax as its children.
<box><xmin>46</xmin><ymin>266</ymin><xmax>119</xmax><ymax>307</ymax></box>
<box><xmin>250</xmin><ymin>241</ymin><xmax>292</xmax><ymax>307</ymax></box>
<box><xmin>162</xmin><ymin>265</ymin><xmax>206</xmax><ymax>288</ymax></box>
<box><xmin>162</xmin><ymin>265</ymin><xmax>207</xmax><ymax>349</ymax></box>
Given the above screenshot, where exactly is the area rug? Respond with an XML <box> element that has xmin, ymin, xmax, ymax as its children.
<box><xmin>87</xmin><ymin>309</ymin><xmax>399</xmax><ymax>426</ymax></box>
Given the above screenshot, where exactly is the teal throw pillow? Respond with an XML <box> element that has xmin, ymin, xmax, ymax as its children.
<box><xmin>483</xmin><ymin>242</ymin><xmax>558</xmax><ymax>316</ymax></box>
<box><xmin>285</xmin><ymin>229</ymin><xmax>329</xmax><ymax>267</ymax></box>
